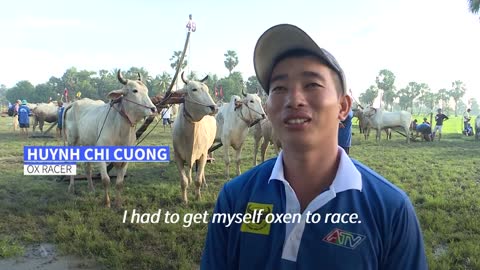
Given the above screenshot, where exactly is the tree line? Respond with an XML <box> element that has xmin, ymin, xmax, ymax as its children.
<box><xmin>357</xmin><ymin>69</ymin><xmax>479</xmax><ymax>116</ymax></box>
<box><xmin>0</xmin><ymin>50</ymin><xmax>264</xmax><ymax>106</ymax></box>
<box><xmin>1</xmin><ymin>52</ymin><xmax>477</xmax><ymax>117</ymax></box>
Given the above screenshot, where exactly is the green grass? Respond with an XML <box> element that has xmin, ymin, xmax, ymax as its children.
<box><xmin>0</xmin><ymin>115</ymin><xmax>479</xmax><ymax>269</ymax></box>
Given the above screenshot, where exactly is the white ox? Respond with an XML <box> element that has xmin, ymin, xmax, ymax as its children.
<box><xmin>215</xmin><ymin>90</ymin><xmax>265</xmax><ymax>179</ymax></box>
<box><xmin>172</xmin><ymin>73</ymin><xmax>217</xmax><ymax>203</ymax></box>
<box><xmin>353</xmin><ymin>106</ymin><xmax>391</xmax><ymax>140</ymax></box>
<box><xmin>63</xmin><ymin>71</ymin><xmax>156</xmax><ymax>208</ymax></box>
<box><xmin>362</xmin><ymin>106</ymin><xmax>411</xmax><ymax>143</ymax></box>
<box><xmin>253</xmin><ymin>117</ymin><xmax>281</xmax><ymax>166</ymax></box>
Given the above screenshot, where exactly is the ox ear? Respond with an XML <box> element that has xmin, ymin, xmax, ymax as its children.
<box><xmin>107</xmin><ymin>89</ymin><xmax>127</xmax><ymax>100</ymax></box>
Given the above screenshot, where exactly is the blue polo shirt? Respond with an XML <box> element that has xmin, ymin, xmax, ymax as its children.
<box><xmin>201</xmin><ymin>148</ymin><xmax>427</xmax><ymax>270</ymax></box>
<box><xmin>338</xmin><ymin>110</ymin><xmax>353</xmax><ymax>148</ymax></box>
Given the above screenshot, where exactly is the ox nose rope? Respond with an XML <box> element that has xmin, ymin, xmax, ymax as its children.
<box><xmin>184</xmin><ymin>91</ymin><xmax>216</xmax><ymax>108</ymax></box>
<box><xmin>237</xmin><ymin>101</ymin><xmax>264</xmax><ymax>126</ymax></box>
<box><xmin>96</xmin><ymin>104</ymin><xmax>114</xmax><ymax>144</ymax></box>
<box><xmin>135</xmin><ymin>105</ymin><xmax>171</xmax><ymax>146</ymax></box>
<box><xmin>122</xmin><ymin>97</ymin><xmax>156</xmax><ymax>110</ymax></box>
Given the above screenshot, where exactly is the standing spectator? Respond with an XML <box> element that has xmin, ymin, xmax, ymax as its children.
<box><xmin>463</xmin><ymin>108</ymin><xmax>471</xmax><ymax>133</ymax></box>
<box><xmin>12</xmin><ymin>100</ymin><xmax>21</xmax><ymax>132</ymax></box>
<box><xmin>18</xmin><ymin>100</ymin><xmax>31</xmax><ymax>138</ymax></box>
<box><xmin>432</xmin><ymin>108</ymin><xmax>448</xmax><ymax>141</ymax></box>
<box><xmin>161</xmin><ymin>107</ymin><xmax>172</xmax><ymax>131</ymax></box>
<box><xmin>57</xmin><ymin>101</ymin><xmax>65</xmax><ymax>139</ymax></box>
<box><xmin>410</xmin><ymin>119</ymin><xmax>419</xmax><ymax>137</ymax></box>
<box><xmin>338</xmin><ymin>109</ymin><xmax>353</xmax><ymax>155</ymax></box>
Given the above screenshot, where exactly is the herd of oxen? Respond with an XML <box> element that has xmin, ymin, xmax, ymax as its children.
<box><xmin>19</xmin><ymin>70</ymin><xmax>478</xmax><ymax>208</ymax></box>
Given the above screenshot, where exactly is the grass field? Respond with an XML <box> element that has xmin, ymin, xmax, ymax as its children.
<box><xmin>0</xmin><ymin>114</ymin><xmax>479</xmax><ymax>269</ymax></box>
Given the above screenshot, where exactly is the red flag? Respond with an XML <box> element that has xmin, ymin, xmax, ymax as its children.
<box><xmin>220</xmin><ymin>86</ymin><xmax>223</xmax><ymax>97</ymax></box>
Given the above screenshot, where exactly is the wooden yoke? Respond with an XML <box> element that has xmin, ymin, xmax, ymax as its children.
<box><xmin>135</xmin><ymin>93</ymin><xmax>186</xmax><ymax>139</ymax></box>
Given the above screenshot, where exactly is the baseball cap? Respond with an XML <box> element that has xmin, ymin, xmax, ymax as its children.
<box><xmin>22</xmin><ymin>100</ymin><xmax>27</xmax><ymax>105</ymax></box>
<box><xmin>254</xmin><ymin>24</ymin><xmax>347</xmax><ymax>95</ymax></box>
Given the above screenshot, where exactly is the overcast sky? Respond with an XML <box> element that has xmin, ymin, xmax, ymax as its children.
<box><xmin>1</xmin><ymin>0</ymin><xmax>479</xmax><ymax>103</ymax></box>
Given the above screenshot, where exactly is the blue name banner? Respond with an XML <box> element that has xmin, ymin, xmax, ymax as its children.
<box><xmin>24</xmin><ymin>146</ymin><xmax>170</xmax><ymax>163</ymax></box>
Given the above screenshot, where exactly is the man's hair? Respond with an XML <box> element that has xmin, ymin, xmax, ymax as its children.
<box><xmin>272</xmin><ymin>49</ymin><xmax>344</xmax><ymax>96</ymax></box>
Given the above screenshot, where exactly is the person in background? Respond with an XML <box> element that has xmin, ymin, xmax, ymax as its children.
<box><xmin>422</xmin><ymin>117</ymin><xmax>430</xmax><ymax>126</ymax></box>
<box><xmin>161</xmin><ymin>107</ymin><xmax>172</xmax><ymax>131</ymax></box>
<box><xmin>338</xmin><ymin>109</ymin><xmax>353</xmax><ymax>155</ymax></box>
<box><xmin>57</xmin><ymin>101</ymin><xmax>65</xmax><ymax>139</ymax></box>
<box><xmin>432</xmin><ymin>108</ymin><xmax>448</xmax><ymax>141</ymax></box>
<box><xmin>463</xmin><ymin>108</ymin><xmax>471</xmax><ymax>134</ymax></box>
<box><xmin>13</xmin><ymin>100</ymin><xmax>21</xmax><ymax>132</ymax></box>
<box><xmin>416</xmin><ymin>121</ymin><xmax>432</xmax><ymax>141</ymax></box>
<box><xmin>18</xmin><ymin>99</ymin><xmax>31</xmax><ymax>138</ymax></box>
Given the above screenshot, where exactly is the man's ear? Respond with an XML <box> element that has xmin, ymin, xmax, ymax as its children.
<box><xmin>338</xmin><ymin>95</ymin><xmax>352</xmax><ymax>121</ymax></box>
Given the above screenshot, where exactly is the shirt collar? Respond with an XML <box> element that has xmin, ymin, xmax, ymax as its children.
<box><xmin>268</xmin><ymin>146</ymin><xmax>362</xmax><ymax>193</ymax></box>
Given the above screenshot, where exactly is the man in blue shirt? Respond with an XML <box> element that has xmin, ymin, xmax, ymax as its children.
<box><xmin>57</xmin><ymin>100</ymin><xmax>65</xmax><ymax>139</ymax></box>
<box><xmin>18</xmin><ymin>99</ymin><xmax>31</xmax><ymax>138</ymax></box>
<box><xmin>201</xmin><ymin>24</ymin><xmax>427</xmax><ymax>270</ymax></box>
<box><xmin>338</xmin><ymin>110</ymin><xmax>353</xmax><ymax>154</ymax></box>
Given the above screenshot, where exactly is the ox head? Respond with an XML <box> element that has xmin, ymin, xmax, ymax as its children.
<box><xmin>107</xmin><ymin>70</ymin><xmax>157</xmax><ymax>123</ymax></box>
<box><xmin>362</xmin><ymin>106</ymin><xmax>378</xmax><ymax>118</ymax></box>
<box><xmin>176</xmin><ymin>72</ymin><xmax>217</xmax><ymax>122</ymax></box>
<box><xmin>235</xmin><ymin>91</ymin><xmax>266</xmax><ymax>123</ymax></box>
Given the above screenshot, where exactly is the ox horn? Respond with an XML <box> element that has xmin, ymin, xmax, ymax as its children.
<box><xmin>242</xmin><ymin>87</ymin><xmax>247</xmax><ymax>97</ymax></box>
<box><xmin>117</xmin><ymin>70</ymin><xmax>127</xmax><ymax>85</ymax></box>
<box><xmin>181</xmin><ymin>71</ymin><xmax>188</xmax><ymax>84</ymax></box>
<box><xmin>200</xmin><ymin>75</ymin><xmax>209</xmax><ymax>83</ymax></box>
<box><xmin>256</xmin><ymin>87</ymin><xmax>260</xmax><ymax>95</ymax></box>
<box><xmin>137</xmin><ymin>72</ymin><xmax>142</xmax><ymax>82</ymax></box>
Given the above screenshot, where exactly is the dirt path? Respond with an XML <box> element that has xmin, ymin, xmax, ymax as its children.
<box><xmin>0</xmin><ymin>243</ymin><xmax>103</xmax><ymax>270</ymax></box>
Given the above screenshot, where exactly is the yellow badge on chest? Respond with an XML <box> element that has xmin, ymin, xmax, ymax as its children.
<box><xmin>240</xmin><ymin>202</ymin><xmax>273</xmax><ymax>235</ymax></box>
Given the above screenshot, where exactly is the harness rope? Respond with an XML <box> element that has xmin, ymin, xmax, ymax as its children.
<box><xmin>236</xmin><ymin>100</ymin><xmax>264</xmax><ymax>126</ymax></box>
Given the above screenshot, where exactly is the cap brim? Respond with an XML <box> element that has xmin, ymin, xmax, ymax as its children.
<box><xmin>254</xmin><ymin>24</ymin><xmax>346</xmax><ymax>95</ymax></box>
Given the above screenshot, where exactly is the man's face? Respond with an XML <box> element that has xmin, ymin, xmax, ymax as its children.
<box><xmin>265</xmin><ymin>55</ymin><xmax>349</xmax><ymax>151</ymax></box>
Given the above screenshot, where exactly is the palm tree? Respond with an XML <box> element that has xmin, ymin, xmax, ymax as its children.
<box><xmin>170</xmin><ymin>51</ymin><xmax>187</xmax><ymax>71</ymax></box>
<box><xmin>449</xmin><ymin>80</ymin><xmax>467</xmax><ymax>116</ymax></box>
<box><xmin>224</xmin><ymin>50</ymin><xmax>239</xmax><ymax>76</ymax></box>
<box><xmin>158</xmin><ymin>72</ymin><xmax>172</xmax><ymax>93</ymax></box>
